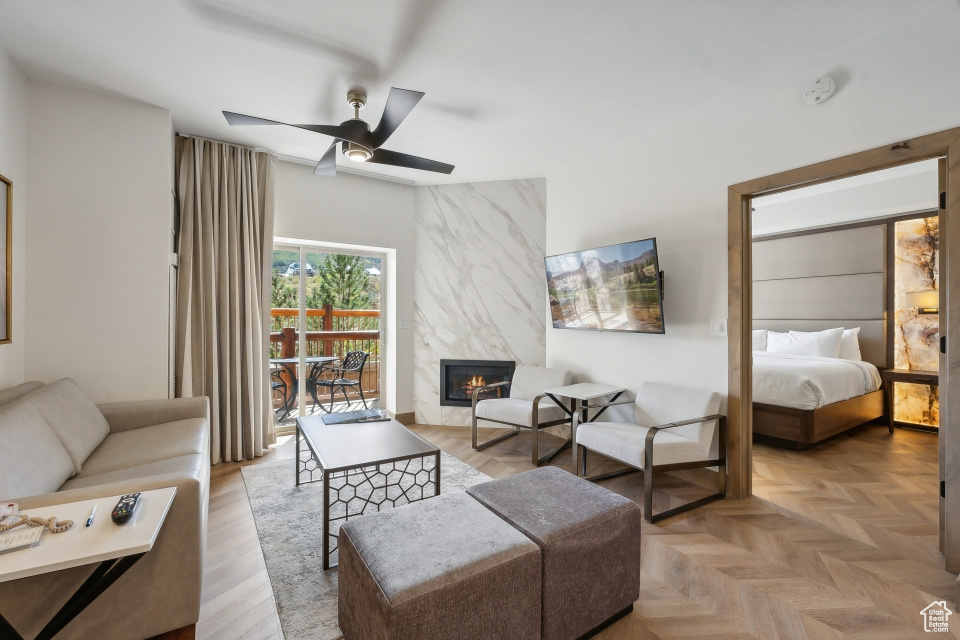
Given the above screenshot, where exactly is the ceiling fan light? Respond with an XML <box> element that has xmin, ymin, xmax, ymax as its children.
<box><xmin>343</xmin><ymin>142</ymin><xmax>372</xmax><ymax>162</ymax></box>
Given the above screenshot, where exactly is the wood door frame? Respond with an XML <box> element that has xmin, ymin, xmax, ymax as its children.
<box><xmin>727</xmin><ymin>126</ymin><xmax>960</xmax><ymax>571</ymax></box>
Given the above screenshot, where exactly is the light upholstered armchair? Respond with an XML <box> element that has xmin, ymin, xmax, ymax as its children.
<box><xmin>575</xmin><ymin>381</ymin><xmax>725</xmax><ymax>522</ymax></box>
<box><xmin>471</xmin><ymin>365</ymin><xmax>573</xmax><ymax>465</ymax></box>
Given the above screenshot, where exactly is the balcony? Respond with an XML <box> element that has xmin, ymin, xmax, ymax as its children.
<box><xmin>269</xmin><ymin>305</ymin><xmax>380</xmax><ymax>428</ymax></box>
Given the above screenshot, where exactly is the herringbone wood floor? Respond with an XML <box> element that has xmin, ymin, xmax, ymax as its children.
<box><xmin>198</xmin><ymin>422</ymin><xmax>954</xmax><ymax>639</ymax></box>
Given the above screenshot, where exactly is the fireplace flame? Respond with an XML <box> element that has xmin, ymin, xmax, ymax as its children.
<box><xmin>448</xmin><ymin>371</ymin><xmax>504</xmax><ymax>401</ymax></box>
<box><xmin>463</xmin><ymin>375</ymin><xmax>486</xmax><ymax>394</ymax></box>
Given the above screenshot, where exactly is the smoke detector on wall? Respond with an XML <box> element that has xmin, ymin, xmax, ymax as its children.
<box><xmin>803</xmin><ymin>76</ymin><xmax>836</xmax><ymax>105</ymax></box>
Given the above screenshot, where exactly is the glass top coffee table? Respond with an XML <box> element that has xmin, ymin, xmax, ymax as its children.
<box><xmin>296</xmin><ymin>412</ymin><xmax>441</xmax><ymax>569</ymax></box>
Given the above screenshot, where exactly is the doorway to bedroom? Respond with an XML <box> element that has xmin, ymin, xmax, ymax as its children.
<box><xmin>728</xmin><ymin>129</ymin><xmax>960</xmax><ymax>575</ymax></box>
<box><xmin>746</xmin><ymin>160</ymin><xmax>944</xmax><ymax>577</ymax></box>
<box><xmin>750</xmin><ymin>159</ymin><xmax>940</xmax><ymax>444</ymax></box>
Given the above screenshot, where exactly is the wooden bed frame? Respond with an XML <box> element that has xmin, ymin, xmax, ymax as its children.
<box><xmin>753</xmin><ymin>389</ymin><xmax>885</xmax><ymax>450</ymax></box>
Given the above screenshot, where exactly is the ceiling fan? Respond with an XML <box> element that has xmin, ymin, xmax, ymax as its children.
<box><xmin>223</xmin><ymin>87</ymin><xmax>454</xmax><ymax>176</ymax></box>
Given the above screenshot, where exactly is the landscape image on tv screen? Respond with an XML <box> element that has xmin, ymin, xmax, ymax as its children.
<box><xmin>544</xmin><ymin>238</ymin><xmax>664</xmax><ymax>333</ymax></box>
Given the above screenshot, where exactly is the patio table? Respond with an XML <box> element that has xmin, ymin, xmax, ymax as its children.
<box><xmin>270</xmin><ymin>356</ymin><xmax>339</xmax><ymax>420</ymax></box>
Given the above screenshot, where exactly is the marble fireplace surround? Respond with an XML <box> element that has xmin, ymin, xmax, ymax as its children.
<box><xmin>413</xmin><ymin>178</ymin><xmax>547</xmax><ymax>426</ymax></box>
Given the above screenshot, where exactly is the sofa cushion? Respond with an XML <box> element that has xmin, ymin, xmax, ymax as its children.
<box><xmin>475</xmin><ymin>397</ymin><xmax>568</xmax><ymax>426</ymax></box>
<box><xmin>0</xmin><ymin>398</ymin><xmax>75</xmax><ymax>499</ymax></box>
<box><xmin>21</xmin><ymin>378</ymin><xmax>110</xmax><ymax>473</ymax></box>
<box><xmin>0</xmin><ymin>381</ymin><xmax>45</xmax><ymax>406</ymax></box>
<box><xmin>59</xmin><ymin>454</ymin><xmax>207</xmax><ymax>491</ymax></box>
<box><xmin>634</xmin><ymin>381</ymin><xmax>721</xmax><ymax>450</ymax></box>
<box><xmin>577</xmin><ymin>421</ymin><xmax>710</xmax><ymax>466</ymax></box>
<box><xmin>77</xmin><ymin>418</ymin><xmax>208</xmax><ymax>477</ymax></box>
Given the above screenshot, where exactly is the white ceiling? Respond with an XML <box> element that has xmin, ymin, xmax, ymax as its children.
<box><xmin>0</xmin><ymin>1</ymin><xmax>957</xmax><ymax>185</ymax></box>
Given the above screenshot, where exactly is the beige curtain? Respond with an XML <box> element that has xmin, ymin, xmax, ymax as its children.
<box><xmin>174</xmin><ymin>136</ymin><xmax>276</xmax><ymax>464</ymax></box>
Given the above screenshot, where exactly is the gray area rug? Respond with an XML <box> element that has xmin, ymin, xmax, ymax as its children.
<box><xmin>241</xmin><ymin>448</ymin><xmax>491</xmax><ymax>640</ymax></box>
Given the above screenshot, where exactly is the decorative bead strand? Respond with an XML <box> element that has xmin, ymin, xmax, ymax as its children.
<box><xmin>0</xmin><ymin>514</ymin><xmax>74</xmax><ymax>534</ymax></box>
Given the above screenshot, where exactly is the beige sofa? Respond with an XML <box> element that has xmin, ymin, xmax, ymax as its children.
<box><xmin>0</xmin><ymin>378</ymin><xmax>210</xmax><ymax>640</ymax></box>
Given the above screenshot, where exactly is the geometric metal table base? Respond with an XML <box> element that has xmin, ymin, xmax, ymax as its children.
<box><xmin>0</xmin><ymin>552</ymin><xmax>145</xmax><ymax>640</ymax></box>
<box><xmin>296</xmin><ymin>427</ymin><xmax>440</xmax><ymax>569</ymax></box>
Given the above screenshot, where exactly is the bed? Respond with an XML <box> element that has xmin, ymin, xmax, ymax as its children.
<box><xmin>752</xmin><ymin>325</ymin><xmax>886</xmax><ymax>449</ymax></box>
<box><xmin>751</xmin><ymin>227</ymin><xmax>888</xmax><ymax>449</ymax></box>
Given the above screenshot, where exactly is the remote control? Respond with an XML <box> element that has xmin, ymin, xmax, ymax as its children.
<box><xmin>112</xmin><ymin>493</ymin><xmax>141</xmax><ymax>524</ymax></box>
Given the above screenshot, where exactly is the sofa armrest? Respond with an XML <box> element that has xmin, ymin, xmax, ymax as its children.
<box><xmin>96</xmin><ymin>396</ymin><xmax>210</xmax><ymax>433</ymax></box>
<box><xmin>3</xmin><ymin>470</ymin><xmax>209</xmax><ymax>638</ymax></box>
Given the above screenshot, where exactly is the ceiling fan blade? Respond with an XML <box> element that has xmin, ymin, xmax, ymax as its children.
<box><xmin>292</xmin><ymin>123</ymin><xmax>372</xmax><ymax>150</ymax></box>
<box><xmin>366</xmin><ymin>148</ymin><xmax>454</xmax><ymax>174</ymax></box>
<box><xmin>223</xmin><ymin>112</ymin><xmax>372</xmax><ymax>149</ymax></box>
<box><xmin>314</xmin><ymin>142</ymin><xmax>338</xmax><ymax>176</ymax></box>
<box><xmin>223</xmin><ymin>111</ymin><xmax>285</xmax><ymax>126</ymax></box>
<box><xmin>371</xmin><ymin>88</ymin><xmax>424</xmax><ymax>148</ymax></box>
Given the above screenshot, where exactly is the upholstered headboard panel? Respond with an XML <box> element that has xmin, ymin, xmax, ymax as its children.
<box><xmin>753</xmin><ymin>225</ymin><xmax>887</xmax><ymax>368</ymax></box>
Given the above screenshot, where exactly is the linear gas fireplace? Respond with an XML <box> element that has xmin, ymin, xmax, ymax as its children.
<box><xmin>440</xmin><ymin>359</ymin><xmax>516</xmax><ymax>407</ymax></box>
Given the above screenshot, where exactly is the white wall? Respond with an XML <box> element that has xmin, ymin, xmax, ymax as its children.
<box><xmin>26</xmin><ymin>82</ymin><xmax>172</xmax><ymax>402</ymax></box>
<box><xmin>546</xmin><ymin>190</ymin><xmax>729</xmax><ymax>410</ymax></box>
<box><xmin>273</xmin><ymin>162</ymin><xmax>417</xmax><ymax>415</ymax></box>
<box><xmin>546</xmin><ymin>16</ymin><xmax>960</xmax><ymax>409</ymax></box>
<box><xmin>0</xmin><ymin>46</ymin><xmax>27</xmax><ymax>389</ymax></box>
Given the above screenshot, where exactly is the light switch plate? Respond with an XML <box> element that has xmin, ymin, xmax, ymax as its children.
<box><xmin>710</xmin><ymin>319</ymin><xmax>728</xmax><ymax>337</ymax></box>
<box><xmin>398</xmin><ymin>318</ymin><xmax>411</xmax><ymax>329</ymax></box>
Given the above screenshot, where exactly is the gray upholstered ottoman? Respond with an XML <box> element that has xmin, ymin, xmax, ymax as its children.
<box><xmin>338</xmin><ymin>492</ymin><xmax>542</xmax><ymax>640</ymax></box>
<box><xmin>466</xmin><ymin>466</ymin><xmax>642</xmax><ymax>640</ymax></box>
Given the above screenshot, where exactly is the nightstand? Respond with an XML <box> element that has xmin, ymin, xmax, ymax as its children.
<box><xmin>881</xmin><ymin>368</ymin><xmax>939</xmax><ymax>432</ymax></box>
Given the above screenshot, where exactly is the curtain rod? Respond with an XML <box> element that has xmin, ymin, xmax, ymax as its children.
<box><xmin>176</xmin><ymin>132</ymin><xmax>274</xmax><ymax>155</ymax></box>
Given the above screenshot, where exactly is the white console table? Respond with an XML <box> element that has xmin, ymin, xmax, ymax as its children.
<box><xmin>0</xmin><ymin>487</ymin><xmax>177</xmax><ymax>640</ymax></box>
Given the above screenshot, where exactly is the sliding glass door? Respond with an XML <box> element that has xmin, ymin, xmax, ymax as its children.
<box><xmin>269</xmin><ymin>244</ymin><xmax>383</xmax><ymax>434</ymax></box>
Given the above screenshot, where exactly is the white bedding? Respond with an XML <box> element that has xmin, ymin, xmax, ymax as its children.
<box><xmin>753</xmin><ymin>351</ymin><xmax>881</xmax><ymax>410</ymax></box>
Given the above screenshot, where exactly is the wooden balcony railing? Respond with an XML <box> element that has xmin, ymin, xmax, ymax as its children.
<box><xmin>269</xmin><ymin>305</ymin><xmax>380</xmax><ymax>406</ymax></box>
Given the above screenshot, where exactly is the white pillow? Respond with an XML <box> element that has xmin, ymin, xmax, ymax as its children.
<box><xmin>752</xmin><ymin>330</ymin><xmax>768</xmax><ymax>351</ymax></box>
<box><xmin>767</xmin><ymin>328</ymin><xmax>844</xmax><ymax>358</ymax></box>
<box><xmin>838</xmin><ymin>327</ymin><xmax>862</xmax><ymax>361</ymax></box>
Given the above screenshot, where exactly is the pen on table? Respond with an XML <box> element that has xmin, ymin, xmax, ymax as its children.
<box><xmin>86</xmin><ymin>505</ymin><xmax>97</xmax><ymax>527</ymax></box>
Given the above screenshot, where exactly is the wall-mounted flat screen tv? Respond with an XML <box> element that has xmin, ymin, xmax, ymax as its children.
<box><xmin>545</xmin><ymin>237</ymin><xmax>664</xmax><ymax>334</ymax></box>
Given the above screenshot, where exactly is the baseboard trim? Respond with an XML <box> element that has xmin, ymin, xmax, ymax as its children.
<box><xmin>395</xmin><ymin>411</ymin><xmax>416</xmax><ymax>425</ymax></box>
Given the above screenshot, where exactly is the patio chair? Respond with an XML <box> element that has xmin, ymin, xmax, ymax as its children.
<box><xmin>304</xmin><ymin>359</ymin><xmax>335</xmax><ymax>413</ymax></box>
<box><xmin>271</xmin><ymin>368</ymin><xmax>292</xmax><ymax>420</ymax></box>
<box><xmin>575</xmin><ymin>381</ymin><xmax>726</xmax><ymax>523</ymax></box>
<box><xmin>313</xmin><ymin>351</ymin><xmax>369</xmax><ymax>413</ymax></box>
<box><xmin>471</xmin><ymin>365</ymin><xmax>572</xmax><ymax>465</ymax></box>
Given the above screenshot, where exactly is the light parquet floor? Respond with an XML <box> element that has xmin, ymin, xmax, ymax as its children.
<box><xmin>198</xmin><ymin>422</ymin><xmax>955</xmax><ymax>640</ymax></box>
<box><xmin>752</xmin><ymin>423</ymin><xmax>942</xmax><ymax>567</ymax></box>
<box><xmin>196</xmin><ymin>437</ymin><xmax>294</xmax><ymax>640</ymax></box>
